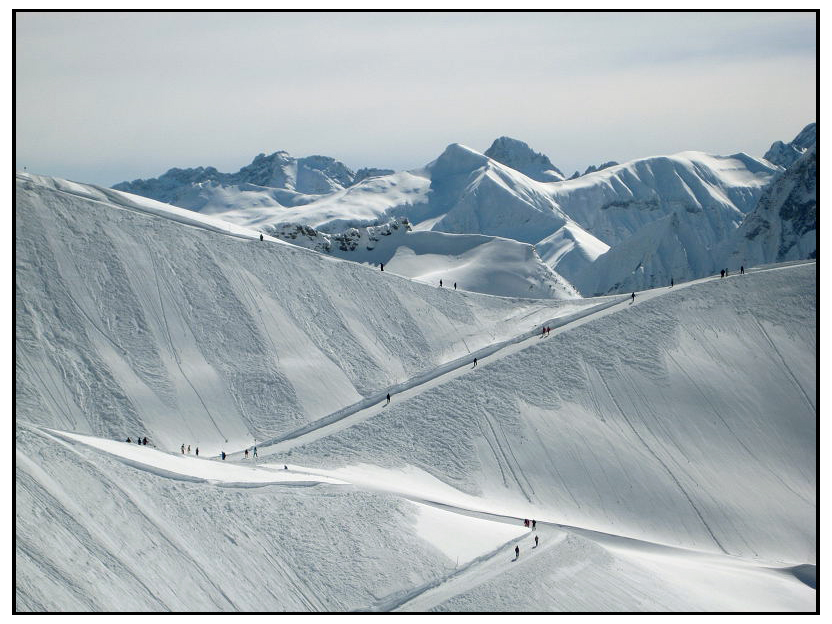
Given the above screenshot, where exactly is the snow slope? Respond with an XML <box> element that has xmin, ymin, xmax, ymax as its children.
<box><xmin>549</xmin><ymin>151</ymin><xmax>778</xmax><ymax>247</ymax></box>
<box><xmin>15</xmin><ymin>172</ymin><xmax>593</xmax><ymax>455</ymax></box>
<box><xmin>16</xmin><ymin>172</ymin><xmax>815</xmax><ymax>612</ymax></box>
<box><xmin>264</xmin><ymin>220</ymin><xmax>579</xmax><ymax>299</ymax></box>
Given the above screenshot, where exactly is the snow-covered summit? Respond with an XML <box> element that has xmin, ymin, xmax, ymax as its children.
<box><xmin>763</xmin><ymin>122</ymin><xmax>816</xmax><ymax>168</ymax></box>
<box><xmin>484</xmin><ymin>136</ymin><xmax>566</xmax><ymax>182</ymax></box>
<box><xmin>113</xmin><ymin>150</ymin><xmax>390</xmax><ymax>209</ymax></box>
<box><xmin>721</xmin><ymin>144</ymin><xmax>817</xmax><ymax>267</ymax></box>
<box><xmin>550</xmin><ymin>150</ymin><xmax>779</xmax><ymax>247</ymax></box>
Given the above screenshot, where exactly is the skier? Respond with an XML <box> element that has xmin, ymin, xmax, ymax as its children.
<box><xmin>260</xmin><ymin>233</ymin><xmax>263</xmax><ymax>241</ymax></box>
<box><xmin>515</xmin><ymin>545</ymin><xmax>520</xmax><ymax>559</ymax></box>
<box><xmin>534</xmin><ymin>535</ymin><xmax>539</xmax><ymax>548</ymax></box>
<box><xmin>740</xmin><ymin>265</ymin><xmax>744</xmax><ymax>275</ymax></box>
<box><xmin>181</xmin><ymin>443</ymin><xmax>185</xmax><ymax>454</ymax></box>
<box><xmin>386</xmin><ymin>393</ymin><xmax>391</xmax><ymax>405</ymax></box>
<box><xmin>253</xmin><ymin>446</ymin><xmax>257</xmax><ymax>458</ymax></box>
<box><xmin>380</xmin><ymin>263</ymin><xmax>384</xmax><ymax>271</ymax></box>
<box><xmin>473</xmin><ymin>357</ymin><xmax>477</xmax><ymax>367</ymax></box>
<box><xmin>221</xmin><ymin>451</ymin><xmax>226</xmax><ymax>461</ymax></box>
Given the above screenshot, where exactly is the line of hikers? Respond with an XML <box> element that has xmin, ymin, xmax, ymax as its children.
<box><xmin>126</xmin><ymin>436</ymin><xmax>149</xmax><ymax>446</ymax></box>
<box><xmin>180</xmin><ymin>443</ymin><xmax>198</xmax><ymax>456</ymax></box>
<box><xmin>515</xmin><ymin>519</ymin><xmax>540</xmax><ymax>559</ymax></box>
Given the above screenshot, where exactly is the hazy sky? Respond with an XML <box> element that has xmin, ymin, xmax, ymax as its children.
<box><xmin>16</xmin><ymin>11</ymin><xmax>816</xmax><ymax>186</ymax></box>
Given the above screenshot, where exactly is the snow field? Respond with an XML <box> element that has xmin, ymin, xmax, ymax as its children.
<box><xmin>15</xmin><ymin>171</ymin><xmax>815</xmax><ymax>611</ymax></box>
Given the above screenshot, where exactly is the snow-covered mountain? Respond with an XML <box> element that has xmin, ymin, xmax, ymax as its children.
<box><xmin>109</xmin><ymin>137</ymin><xmax>789</xmax><ymax>297</ymax></box>
<box><xmin>550</xmin><ymin>151</ymin><xmax>778</xmax><ymax>247</ymax></box>
<box><xmin>113</xmin><ymin>150</ymin><xmax>382</xmax><ymax>213</ymax></box>
<box><xmin>264</xmin><ymin>219</ymin><xmax>579</xmax><ymax>299</ymax></box>
<box><xmin>15</xmin><ymin>171</ymin><xmax>816</xmax><ymax>611</ymax></box>
<box><xmin>763</xmin><ymin>123</ymin><xmax>816</xmax><ymax>168</ymax></box>
<box><xmin>720</xmin><ymin>144</ymin><xmax>817</xmax><ymax>268</ymax></box>
<box><xmin>483</xmin><ymin>136</ymin><xmax>566</xmax><ymax>182</ymax></box>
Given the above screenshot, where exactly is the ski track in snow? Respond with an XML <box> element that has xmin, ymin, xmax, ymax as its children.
<box><xmin>15</xmin><ymin>175</ymin><xmax>815</xmax><ymax>612</ymax></box>
<box><xmin>251</xmin><ymin>261</ymin><xmax>810</xmax><ymax>459</ymax></box>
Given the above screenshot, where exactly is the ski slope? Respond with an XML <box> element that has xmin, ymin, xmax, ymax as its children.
<box><xmin>15</xmin><ymin>173</ymin><xmax>816</xmax><ymax>612</ymax></box>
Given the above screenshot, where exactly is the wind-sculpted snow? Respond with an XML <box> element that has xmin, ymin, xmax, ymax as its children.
<box><xmin>16</xmin><ymin>173</ymin><xmax>591</xmax><ymax>454</ymax></box>
<box><xmin>15</xmin><ymin>172</ymin><xmax>815</xmax><ymax>611</ymax></box>
<box><xmin>284</xmin><ymin>265</ymin><xmax>816</xmax><ymax>564</ymax></box>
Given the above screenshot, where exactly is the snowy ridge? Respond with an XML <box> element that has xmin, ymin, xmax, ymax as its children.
<box><xmin>104</xmin><ymin>137</ymin><xmax>795</xmax><ymax>297</ymax></box>
<box><xmin>16</xmin><ymin>170</ymin><xmax>815</xmax><ymax>611</ymax></box>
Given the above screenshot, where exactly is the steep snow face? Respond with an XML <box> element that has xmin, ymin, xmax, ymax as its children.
<box><xmin>425</xmin><ymin>144</ymin><xmax>571</xmax><ymax>244</ymax></box>
<box><xmin>720</xmin><ymin>145</ymin><xmax>817</xmax><ymax>268</ymax></box>
<box><xmin>15</xmin><ymin>172</ymin><xmax>815</xmax><ymax>611</ymax></box>
<box><xmin>15</xmin><ymin>173</ymin><xmax>591</xmax><ymax>453</ymax></box>
<box><xmin>263</xmin><ymin>220</ymin><xmax>579</xmax><ymax>299</ymax></box>
<box><xmin>285</xmin><ymin>264</ymin><xmax>816</xmax><ymax>565</ymax></box>
<box><xmin>484</xmin><ymin>136</ymin><xmax>566</xmax><ymax>182</ymax></box>
<box><xmin>549</xmin><ymin>151</ymin><xmax>779</xmax><ymax>247</ymax></box>
<box><xmin>571</xmin><ymin>212</ymin><xmax>701</xmax><ymax>295</ymax></box>
<box><xmin>763</xmin><ymin>123</ymin><xmax>816</xmax><ymax>168</ymax></box>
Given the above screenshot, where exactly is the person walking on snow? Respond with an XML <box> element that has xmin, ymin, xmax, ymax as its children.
<box><xmin>386</xmin><ymin>393</ymin><xmax>391</xmax><ymax>405</ymax></box>
<box><xmin>440</xmin><ymin>279</ymin><xmax>443</xmax><ymax>287</ymax></box>
<box><xmin>260</xmin><ymin>233</ymin><xmax>263</xmax><ymax>241</ymax></box>
<box><xmin>670</xmin><ymin>277</ymin><xmax>674</xmax><ymax>287</ymax></box>
<box><xmin>631</xmin><ymin>292</ymin><xmax>636</xmax><ymax>304</ymax></box>
<box><xmin>187</xmin><ymin>445</ymin><xmax>190</xmax><ymax>454</ymax></box>
<box><xmin>720</xmin><ymin>269</ymin><xmax>725</xmax><ymax>278</ymax></box>
<box><xmin>515</xmin><ymin>545</ymin><xmax>520</xmax><ymax>559</ymax></box>
<box><xmin>181</xmin><ymin>444</ymin><xmax>185</xmax><ymax>454</ymax></box>
<box><xmin>380</xmin><ymin>263</ymin><xmax>384</xmax><ymax>271</ymax></box>
<box><xmin>253</xmin><ymin>446</ymin><xmax>257</xmax><ymax>458</ymax></box>
<box><xmin>740</xmin><ymin>265</ymin><xmax>744</xmax><ymax>275</ymax></box>
<box><xmin>532</xmin><ymin>519</ymin><xmax>536</xmax><ymax>530</ymax></box>
<box><xmin>244</xmin><ymin>449</ymin><xmax>249</xmax><ymax>459</ymax></box>
<box><xmin>473</xmin><ymin>357</ymin><xmax>477</xmax><ymax>367</ymax></box>
<box><xmin>195</xmin><ymin>447</ymin><xmax>199</xmax><ymax>456</ymax></box>
<box><xmin>221</xmin><ymin>451</ymin><xmax>226</xmax><ymax>460</ymax></box>
<box><xmin>534</xmin><ymin>535</ymin><xmax>539</xmax><ymax>548</ymax></box>
<box><xmin>454</xmin><ymin>282</ymin><xmax>457</xmax><ymax>290</ymax></box>
<box><xmin>143</xmin><ymin>437</ymin><xmax>148</xmax><ymax>445</ymax></box>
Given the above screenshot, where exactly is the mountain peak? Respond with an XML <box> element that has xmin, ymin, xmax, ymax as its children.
<box><xmin>763</xmin><ymin>122</ymin><xmax>816</xmax><ymax>168</ymax></box>
<box><xmin>484</xmin><ymin>136</ymin><xmax>565</xmax><ymax>182</ymax></box>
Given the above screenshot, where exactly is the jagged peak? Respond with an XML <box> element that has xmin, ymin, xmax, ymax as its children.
<box><xmin>484</xmin><ymin>136</ymin><xmax>564</xmax><ymax>181</ymax></box>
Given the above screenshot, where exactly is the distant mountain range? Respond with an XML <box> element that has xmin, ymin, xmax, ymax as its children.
<box><xmin>112</xmin><ymin>123</ymin><xmax>816</xmax><ymax>297</ymax></box>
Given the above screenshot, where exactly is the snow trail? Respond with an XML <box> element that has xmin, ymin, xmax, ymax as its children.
<box><xmin>251</xmin><ymin>260</ymin><xmax>813</xmax><ymax>458</ymax></box>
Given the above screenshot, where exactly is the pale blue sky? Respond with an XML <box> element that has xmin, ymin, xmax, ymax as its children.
<box><xmin>16</xmin><ymin>11</ymin><xmax>816</xmax><ymax>186</ymax></box>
